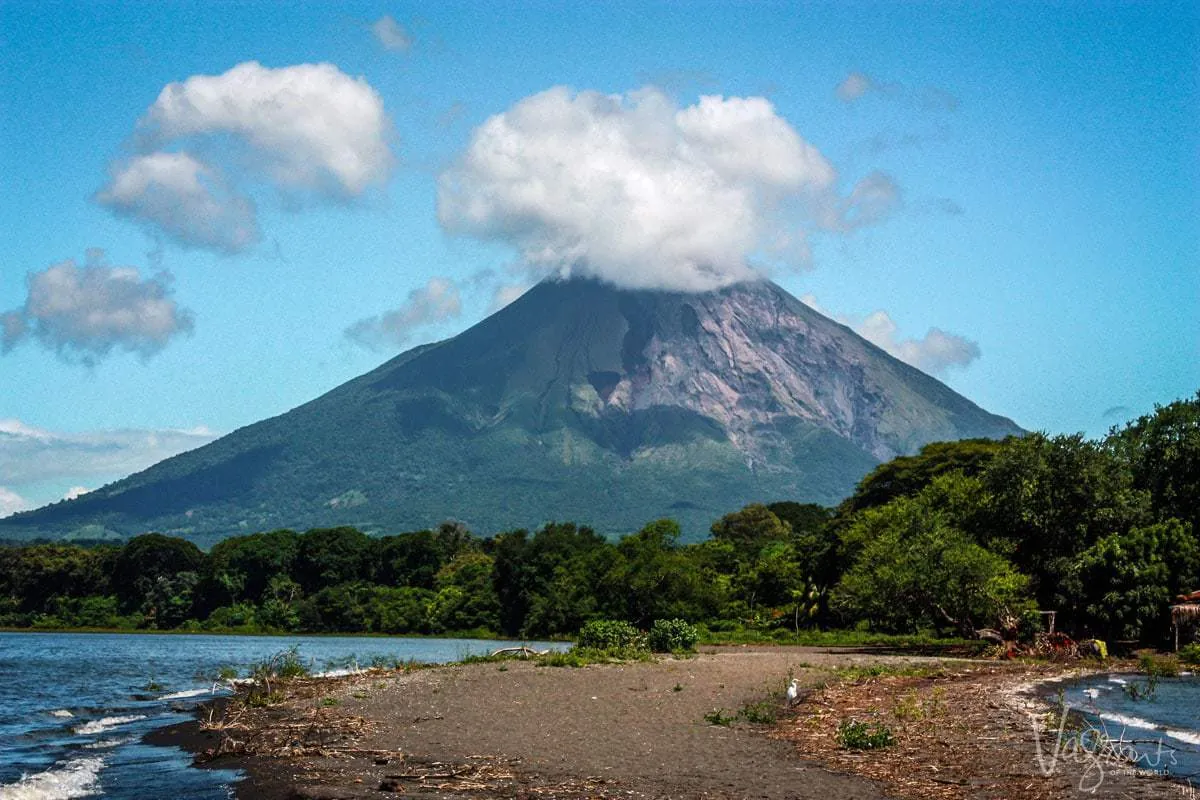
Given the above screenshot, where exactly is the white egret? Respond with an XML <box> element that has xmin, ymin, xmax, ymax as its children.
<box><xmin>786</xmin><ymin>678</ymin><xmax>800</xmax><ymax>706</ymax></box>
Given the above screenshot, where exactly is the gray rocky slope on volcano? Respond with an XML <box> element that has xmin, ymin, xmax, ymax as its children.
<box><xmin>2</xmin><ymin>278</ymin><xmax>1022</xmax><ymax>545</ymax></box>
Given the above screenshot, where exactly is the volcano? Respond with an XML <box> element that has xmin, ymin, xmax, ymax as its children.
<box><xmin>2</xmin><ymin>278</ymin><xmax>1021</xmax><ymax>545</ymax></box>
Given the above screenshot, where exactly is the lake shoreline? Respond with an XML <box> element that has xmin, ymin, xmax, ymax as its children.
<box><xmin>785</xmin><ymin>658</ymin><xmax>1189</xmax><ymax>799</ymax></box>
<box><xmin>0</xmin><ymin>631</ymin><xmax>566</xmax><ymax>800</ymax></box>
<box><xmin>0</xmin><ymin>625</ymin><xmax>539</xmax><ymax>640</ymax></box>
<box><xmin>149</xmin><ymin>646</ymin><xmax>1186</xmax><ymax>800</ymax></box>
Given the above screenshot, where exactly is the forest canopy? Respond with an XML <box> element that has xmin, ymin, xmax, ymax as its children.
<box><xmin>2</xmin><ymin>392</ymin><xmax>1196</xmax><ymax>647</ymax></box>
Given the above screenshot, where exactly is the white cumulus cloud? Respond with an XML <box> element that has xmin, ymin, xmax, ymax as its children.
<box><xmin>346</xmin><ymin>276</ymin><xmax>463</xmax><ymax>350</ymax></box>
<box><xmin>438</xmin><ymin>86</ymin><xmax>888</xmax><ymax>293</ymax></box>
<box><xmin>372</xmin><ymin>15</ymin><xmax>412</xmax><ymax>52</ymax></box>
<box><xmin>99</xmin><ymin>62</ymin><xmax>395</xmax><ymax>252</ymax></box>
<box><xmin>801</xmin><ymin>294</ymin><xmax>980</xmax><ymax>376</ymax></box>
<box><xmin>138</xmin><ymin>61</ymin><xmax>394</xmax><ymax>196</ymax></box>
<box><xmin>2</xmin><ymin>250</ymin><xmax>194</xmax><ymax>364</ymax></box>
<box><xmin>97</xmin><ymin>152</ymin><xmax>259</xmax><ymax>254</ymax></box>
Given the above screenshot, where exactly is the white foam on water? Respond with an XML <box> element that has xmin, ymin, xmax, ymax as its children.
<box><xmin>1107</xmin><ymin>676</ymin><xmax>1128</xmax><ymax>685</ymax></box>
<box><xmin>0</xmin><ymin>755</ymin><xmax>103</xmax><ymax>800</ymax></box>
<box><xmin>1164</xmin><ymin>728</ymin><xmax>1200</xmax><ymax>746</ymax></box>
<box><xmin>82</xmin><ymin>736</ymin><xmax>134</xmax><ymax>750</ymax></box>
<box><xmin>1082</xmin><ymin>687</ymin><xmax>1100</xmax><ymax>699</ymax></box>
<box><xmin>1097</xmin><ymin>714</ymin><xmax>1200</xmax><ymax>747</ymax></box>
<box><xmin>47</xmin><ymin>711</ymin><xmax>73</xmax><ymax>719</ymax></box>
<box><xmin>1097</xmin><ymin>711</ymin><xmax>1159</xmax><ymax>731</ymax></box>
<box><xmin>313</xmin><ymin>666</ymin><xmax>362</xmax><ymax>678</ymax></box>
<box><xmin>72</xmin><ymin>714</ymin><xmax>146</xmax><ymax>735</ymax></box>
<box><xmin>159</xmin><ymin>688</ymin><xmax>210</xmax><ymax>700</ymax></box>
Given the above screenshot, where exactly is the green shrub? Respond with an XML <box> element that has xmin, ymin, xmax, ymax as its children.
<box><xmin>1138</xmin><ymin>651</ymin><xmax>1181</xmax><ymax>677</ymax></box>
<box><xmin>1178</xmin><ymin>644</ymin><xmax>1200</xmax><ymax>666</ymax></box>
<box><xmin>539</xmin><ymin>650</ymin><xmax>588</xmax><ymax>668</ymax></box>
<box><xmin>738</xmin><ymin>699</ymin><xmax>778</xmax><ymax>724</ymax></box>
<box><xmin>203</xmin><ymin>603</ymin><xmax>258</xmax><ymax>631</ymax></box>
<box><xmin>704</xmin><ymin>708</ymin><xmax>736</xmax><ymax>726</ymax></box>
<box><xmin>242</xmin><ymin>646</ymin><xmax>310</xmax><ymax>706</ymax></box>
<box><xmin>1017</xmin><ymin>608</ymin><xmax>1046</xmax><ymax>641</ymax></box>
<box><xmin>1124</xmin><ymin>676</ymin><xmax>1159</xmax><ymax>701</ymax></box>
<box><xmin>577</xmin><ymin>619</ymin><xmax>645</xmax><ymax>651</ymax></box>
<box><xmin>537</xmin><ymin>646</ymin><xmax>655</xmax><ymax>668</ymax></box>
<box><xmin>648</xmin><ymin>618</ymin><xmax>699</xmax><ymax>652</ymax></box>
<box><xmin>837</xmin><ymin>719</ymin><xmax>895</xmax><ymax>750</ymax></box>
<box><xmin>250</xmin><ymin>645</ymin><xmax>310</xmax><ymax>681</ymax></box>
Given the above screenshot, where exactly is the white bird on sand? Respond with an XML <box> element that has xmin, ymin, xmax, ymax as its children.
<box><xmin>786</xmin><ymin>678</ymin><xmax>800</xmax><ymax>706</ymax></box>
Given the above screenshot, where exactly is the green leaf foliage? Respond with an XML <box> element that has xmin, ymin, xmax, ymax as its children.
<box><xmin>577</xmin><ymin>620</ymin><xmax>645</xmax><ymax>651</ymax></box>
<box><xmin>0</xmin><ymin>393</ymin><xmax>1193</xmax><ymax>646</ymax></box>
<box><xmin>648</xmin><ymin>618</ymin><xmax>699</xmax><ymax>652</ymax></box>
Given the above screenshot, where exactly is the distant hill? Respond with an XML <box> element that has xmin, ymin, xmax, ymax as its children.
<box><xmin>1</xmin><ymin>278</ymin><xmax>1022</xmax><ymax>546</ymax></box>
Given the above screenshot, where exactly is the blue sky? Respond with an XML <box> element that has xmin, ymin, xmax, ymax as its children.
<box><xmin>1</xmin><ymin>0</ymin><xmax>1196</xmax><ymax>513</ymax></box>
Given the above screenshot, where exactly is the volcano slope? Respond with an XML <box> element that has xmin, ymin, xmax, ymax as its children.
<box><xmin>2</xmin><ymin>278</ymin><xmax>1021</xmax><ymax>545</ymax></box>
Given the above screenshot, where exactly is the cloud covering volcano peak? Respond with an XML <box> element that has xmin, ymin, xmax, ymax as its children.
<box><xmin>438</xmin><ymin>87</ymin><xmax>889</xmax><ymax>292</ymax></box>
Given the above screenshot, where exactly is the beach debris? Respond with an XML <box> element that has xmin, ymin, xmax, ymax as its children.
<box><xmin>775</xmin><ymin>663</ymin><xmax>1151</xmax><ymax>800</ymax></box>
<box><xmin>488</xmin><ymin>645</ymin><xmax>550</xmax><ymax>658</ymax></box>
<box><xmin>1033</xmin><ymin>632</ymin><xmax>1078</xmax><ymax>661</ymax></box>
<box><xmin>375</xmin><ymin>760</ymin><xmax>610</xmax><ymax>795</ymax></box>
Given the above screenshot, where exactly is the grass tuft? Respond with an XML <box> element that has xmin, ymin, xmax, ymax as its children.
<box><xmin>837</xmin><ymin>719</ymin><xmax>896</xmax><ymax>750</ymax></box>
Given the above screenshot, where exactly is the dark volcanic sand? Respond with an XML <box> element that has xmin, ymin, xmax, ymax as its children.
<box><xmin>156</xmin><ymin>647</ymin><xmax>1182</xmax><ymax>799</ymax></box>
<box><xmin>165</xmin><ymin>647</ymin><xmax>925</xmax><ymax>799</ymax></box>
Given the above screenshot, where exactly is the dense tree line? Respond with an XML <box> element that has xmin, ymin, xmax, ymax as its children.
<box><xmin>1</xmin><ymin>393</ymin><xmax>1196</xmax><ymax>645</ymax></box>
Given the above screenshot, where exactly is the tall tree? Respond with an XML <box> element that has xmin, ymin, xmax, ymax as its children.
<box><xmin>111</xmin><ymin>533</ymin><xmax>204</xmax><ymax>612</ymax></box>
<box><xmin>1109</xmin><ymin>392</ymin><xmax>1200</xmax><ymax>529</ymax></box>
<box><xmin>295</xmin><ymin>527</ymin><xmax>372</xmax><ymax>592</ymax></box>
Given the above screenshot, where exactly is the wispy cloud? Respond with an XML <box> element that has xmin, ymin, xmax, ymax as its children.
<box><xmin>1102</xmin><ymin>405</ymin><xmax>1132</xmax><ymax>421</ymax></box>
<box><xmin>927</xmin><ymin>198</ymin><xmax>964</xmax><ymax>216</ymax></box>
<box><xmin>834</xmin><ymin>171</ymin><xmax>901</xmax><ymax>232</ymax></box>
<box><xmin>346</xmin><ymin>277</ymin><xmax>463</xmax><ymax>350</ymax></box>
<box><xmin>488</xmin><ymin>283</ymin><xmax>531</xmax><ymax>312</ymax></box>
<box><xmin>836</xmin><ymin>72</ymin><xmax>873</xmax><ymax>102</ymax></box>
<box><xmin>835</xmin><ymin>71</ymin><xmax>959</xmax><ymax>111</ymax></box>
<box><xmin>0</xmin><ymin>419</ymin><xmax>217</xmax><ymax>492</ymax></box>
<box><xmin>372</xmin><ymin>15</ymin><xmax>412</xmax><ymax>52</ymax></box>
<box><xmin>2</xmin><ymin>249</ymin><xmax>194</xmax><ymax>364</ymax></box>
<box><xmin>802</xmin><ymin>294</ymin><xmax>980</xmax><ymax>376</ymax></box>
<box><xmin>0</xmin><ymin>487</ymin><xmax>31</xmax><ymax>519</ymax></box>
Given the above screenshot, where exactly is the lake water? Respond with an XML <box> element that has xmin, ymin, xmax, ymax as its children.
<box><xmin>1058</xmin><ymin>671</ymin><xmax>1200</xmax><ymax>786</ymax></box>
<box><xmin>0</xmin><ymin>632</ymin><xmax>564</xmax><ymax>799</ymax></box>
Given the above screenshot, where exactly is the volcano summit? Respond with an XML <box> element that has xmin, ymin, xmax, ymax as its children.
<box><xmin>2</xmin><ymin>278</ymin><xmax>1021</xmax><ymax>545</ymax></box>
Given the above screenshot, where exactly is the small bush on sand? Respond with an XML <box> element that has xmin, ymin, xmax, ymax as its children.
<box><xmin>648</xmin><ymin>618</ymin><xmax>699</xmax><ymax>653</ymax></box>
<box><xmin>538</xmin><ymin>646</ymin><xmax>654</xmax><ymax>668</ymax></box>
<box><xmin>243</xmin><ymin>646</ymin><xmax>310</xmax><ymax>706</ymax></box>
<box><xmin>738</xmin><ymin>699</ymin><xmax>778</xmax><ymax>724</ymax></box>
<box><xmin>837</xmin><ymin>719</ymin><xmax>895</xmax><ymax>750</ymax></box>
<box><xmin>1177</xmin><ymin>644</ymin><xmax>1200</xmax><ymax>666</ymax></box>
<box><xmin>577</xmin><ymin>620</ymin><xmax>646</xmax><ymax>651</ymax></box>
<box><xmin>1138</xmin><ymin>651</ymin><xmax>1180</xmax><ymax>677</ymax></box>
<box><xmin>704</xmin><ymin>708</ymin><xmax>736</xmax><ymax>726</ymax></box>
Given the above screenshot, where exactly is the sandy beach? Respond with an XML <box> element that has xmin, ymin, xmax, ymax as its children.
<box><xmin>154</xmin><ymin>647</ymin><xmax>1187</xmax><ymax>799</ymax></box>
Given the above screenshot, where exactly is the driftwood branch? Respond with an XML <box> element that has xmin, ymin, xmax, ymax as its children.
<box><xmin>974</xmin><ymin>628</ymin><xmax>1005</xmax><ymax>645</ymax></box>
<box><xmin>489</xmin><ymin>646</ymin><xmax>549</xmax><ymax>658</ymax></box>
